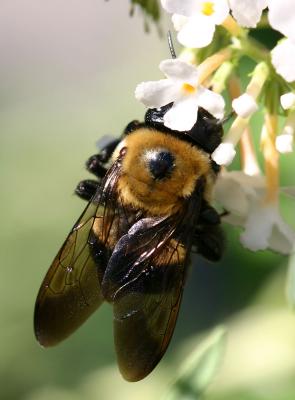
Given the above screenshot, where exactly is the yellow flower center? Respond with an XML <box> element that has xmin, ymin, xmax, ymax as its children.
<box><xmin>182</xmin><ymin>83</ymin><xmax>196</xmax><ymax>94</ymax></box>
<box><xmin>202</xmin><ymin>2</ymin><xmax>215</xmax><ymax>16</ymax></box>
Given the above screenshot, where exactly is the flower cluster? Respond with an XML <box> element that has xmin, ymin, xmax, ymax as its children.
<box><xmin>134</xmin><ymin>1</ymin><xmax>295</xmax><ymax>255</ymax></box>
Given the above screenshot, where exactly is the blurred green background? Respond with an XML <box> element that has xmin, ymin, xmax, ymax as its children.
<box><xmin>1</xmin><ymin>1</ymin><xmax>295</xmax><ymax>399</ymax></box>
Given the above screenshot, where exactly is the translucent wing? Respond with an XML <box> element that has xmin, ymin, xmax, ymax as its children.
<box><xmin>102</xmin><ymin>180</ymin><xmax>204</xmax><ymax>381</ymax></box>
<box><xmin>34</xmin><ymin>158</ymin><xmax>125</xmax><ymax>347</ymax></box>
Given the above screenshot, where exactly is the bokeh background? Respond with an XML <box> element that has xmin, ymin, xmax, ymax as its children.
<box><xmin>1</xmin><ymin>1</ymin><xmax>295</xmax><ymax>399</ymax></box>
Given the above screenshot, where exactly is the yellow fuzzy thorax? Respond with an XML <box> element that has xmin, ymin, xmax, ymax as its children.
<box><xmin>115</xmin><ymin>128</ymin><xmax>214</xmax><ymax>216</ymax></box>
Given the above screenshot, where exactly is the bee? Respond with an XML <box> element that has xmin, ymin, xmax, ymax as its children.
<box><xmin>34</xmin><ymin>103</ymin><xmax>225</xmax><ymax>382</ymax></box>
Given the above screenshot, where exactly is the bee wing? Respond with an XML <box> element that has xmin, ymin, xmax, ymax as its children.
<box><xmin>34</xmin><ymin>159</ymin><xmax>122</xmax><ymax>347</ymax></box>
<box><xmin>102</xmin><ymin>183</ymin><xmax>204</xmax><ymax>381</ymax></box>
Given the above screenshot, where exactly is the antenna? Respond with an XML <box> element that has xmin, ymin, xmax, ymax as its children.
<box><xmin>218</xmin><ymin>110</ymin><xmax>235</xmax><ymax>125</ymax></box>
<box><xmin>167</xmin><ymin>31</ymin><xmax>177</xmax><ymax>59</ymax></box>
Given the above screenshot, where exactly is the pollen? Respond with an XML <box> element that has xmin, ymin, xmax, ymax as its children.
<box><xmin>182</xmin><ymin>83</ymin><xmax>196</xmax><ymax>94</ymax></box>
<box><xmin>202</xmin><ymin>2</ymin><xmax>215</xmax><ymax>16</ymax></box>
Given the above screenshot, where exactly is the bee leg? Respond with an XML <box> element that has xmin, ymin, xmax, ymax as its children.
<box><xmin>123</xmin><ymin>120</ymin><xmax>145</xmax><ymax>135</ymax></box>
<box><xmin>75</xmin><ymin>179</ymin><xmax>100</xmax><ymax>201</ymax></box>
<box><xmin>193</xmin><ymin>224</ymin><xmax>225</xmax><ymax>262</ymax></box>
<box><xmin>199</xmin><ymin>203</ymin><xmax>221</xmax><ymax>225</ymax></box>
<box><xmin>86</xmin><ymin>138</ymin><xmax>121</xmax><ymax>178</ymax></box>
<box><xmin>193</xmin><ymin>203</ymin><xmax>225</xmax><ymax>261</ymax></box>
<box><xmin>75</xmin><ymin>138</ymin><xmax>121</xmax><ymax>201</ymax></box>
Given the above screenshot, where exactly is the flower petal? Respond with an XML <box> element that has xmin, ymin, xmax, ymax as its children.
<box><xmin>268</xmin><ymin>0</ymin><xmax>295</xmax><ymax>43</ymax></box>
<box><xmin>160</xmin><ymin>59</ymin><xmax>199</xmax><ymax>84</ymax></box>
<box><xmin>197</xmin><ymin>87</ymin><xmax>225</xmax><ymax>119</ymax></box>
<box><xmin>232</xmin><ymin>93</ymin><xmax>258</xmax><ymax>118</ymax></box>
<box><xmin>240</xmin><ymin>201</ymin><xmax>275</xmax><ymax>251</ymax></box>
<box><xmin>281</xmin><ymin>92</ymin><xmax>295</xmax><ymax>110</ymax></box>
<box><xmin>211</xmin><ymin>0</ymin><xmax>230</xmax><ymax>24</ymax></box>
<box><xmin>161</xmin><ymin>0</ymin><xmax>198</xmax><ymax>16</ymax></box>
<box><xmin>276</xmin><ymin>133</ymin><xmax>293</xmax><ymax>154</ymax></box>
<box><xmin>214</xmin><ymin>173</ymin><xmax>251</xmax><ymax>215</ymax></box>
<box><xmin>211</xmin><ymin>143</ymin><xmax>236</xmax><ymax>166</ymax></box>
<box><xmin>172</xmin><ymin>14</ymin><xmax>188</xmax><ymax>31</ymax></box>
<box><xmin>163</xmin><ymin>96</ymin><xmax>199</xmax><ymax>131</ymax></box>
<box><xmin>240</xmin><ymin>201</ymin><xmax>295</xmax><ymax>254</ymax></box>
<box><xmin>268</xmin><ymin>221</ymin><xmax>295</xmax><ymax>254</ymax></box>
<box><xmin>272</xmin><ymin>39</ymin><xmax>295</xmax><ymax>83</ymax></box>
<box><xmin>177</xmin><ymin>15</ymin><xmax>215</xmax><ymax>48</ymax></box>
<box><xmin>229</xmin><ymin>0</ymin><xmax>267</xmax><ymax>28</ymax></box>
<box><xmin>135</xmin><ymin>79</ymin><xmax>179</xmax><ymax>108</ymax></box>
<box><xmin>214</xmin><ymin>170</ymin><xmax>264</xmax><ymax>215</ymax></box>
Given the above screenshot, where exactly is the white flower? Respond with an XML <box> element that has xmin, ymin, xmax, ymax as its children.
<box><xmin>276</xmin><ymin>110</ymin><xmax>295</xmax><ymax>154</ymax></box>
<box><xmin>161</xmin><ymin>0</ymin><xmax>229</xmax><ymax>48</ymax></box>
<box><xmin>214</xmin><ymin>171</ymin><xmax>264</xmax><ymax>215</ymax></box>
<box><xmin>240</xmin><ymin>200</ymin><xmax>295</xmax><ymax>254</ymax></box>
<box><xmin>211</xmin><ymin>143</ymin><xmax>236</xmax><ymax>166</ymax></box>
<box><xmin>229</xmin><ymin>0</ymin><xmax>267</xmax><ymax>28</ymax></box>
<box><xmin>232</xmin><ymin>93</ymin><xmax>258</xmax><ymax>118</ymax></box>
<box><xmin>281</xmin><ymin>92</ymin><xmax>295</xmax><ymax>110</ymax></box>
<box><xmin>214</xmin><ymin>170</ymin><xmax>295</xmax><ymax>254</ymax></box>
<box><xmin>268</xmin><ymin>0</ymin><xmax>295</xmax><ymax>44</ymax></box>
<box><xmin>272</xmin><ymin>39</ymin><xmax>295</xmax><ymax>83</ymax></box>
<box><xmin>135</xmin><ymin>58</ymin><xmax>225</xmax><ymax>131</ymax></box>
<box><xmin>276</xmin><ymin>133</ymin><xmax>293</xmax><ymax>154</ymax></box>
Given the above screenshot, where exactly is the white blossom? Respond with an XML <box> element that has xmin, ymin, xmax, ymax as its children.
<box><xmin>211</xmin><ymin>143</ymin><xmax>236</xmax><ymax>166</ymax></box>
<box><xmin>276</xmin><ymin>133</ymin><xmax>293</xmax><ymax>154</ymax></box>
<box><xmin>268</xmin><ymin>0</ymin><xmax>295</xmax><ymax>44</ymax></box>
<box><xmin>276</xmin><ymin>109</ymin><xmax>295</xmax><ymax>154</ymax></box>
<box><xmin>240</xmin><ymin>200</ymin><xmax>295</xmax><ymax>254</ymax></box>
<box><xmin>229</xmin><ymin>0</ymin><xmax>267</xmax><ymax>28</ymax></box>
<box><xmin>214</xmin><ymin>171</ymin><xmax>295</xmax><ymax>254</ymax></box>
<box><xmin>272</xmin><ymin>39</ymin><xmax>295</xmax><ymax>83</ymax></box>
<box><xmin>281</xmin><ymin>92</ymin><xmax>295</xmax><ymax>110</ymax></box>
<box><xmin>135</xmin><ymin>58</ymin><xmax>225</xmax><ymax>131</ymax></box>
<box><xmin>232</xmin><ymin>93</ymin><xmax>258</xmax><ymax>118</ymax></box>
<box><xmin>161</xmin><ymin>0</ymin><xmax>229</xmax><ymax>48</ymax></box>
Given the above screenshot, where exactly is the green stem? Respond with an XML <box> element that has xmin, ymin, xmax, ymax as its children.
<box><xmin>232</xmin><ymin>36</ymin><xmax>269</xmax><ymax>63</ymax></box>
<box><xmin>211</xmin><ymin>61</ymin><xmax>235</xmax><ymax>93</ymax></box>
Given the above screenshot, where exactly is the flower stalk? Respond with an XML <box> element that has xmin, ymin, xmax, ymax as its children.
<box><xmin>246</xmin><ymin>62</ymin><xmax>270</xmax><ymax>98</ymax></box>
<box><xmin>222</xmin><ymin>15</ymin><xmax>244</xmax><ymax>37</ymax></box>
<box><xmin>215</xmin><ymin>61</ymin><xmax>269</xmax><ymax>165</ymax></box>
<box><xmin>197</xmin><ymin>47</ymin><xmax>233</xmax><ymax>85</ymax></box>
<box><xmin>261</xmin><ymin>112</ymin><xmax>279</xmax><ymax>204</ymax></box>
<box><xmin>211</xmin><ymin>61</ymin><xmax>235</xmax><ymax>93</ymax></box>
<box><xmin>228</xmin><ymin>75</ymin><xmax>261</xmax><ymax>176</ymax></box>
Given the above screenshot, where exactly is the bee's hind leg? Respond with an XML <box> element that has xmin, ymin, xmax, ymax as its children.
<box><xmin>192</xmin><ymin>202</ymin><xmax>225</xmax><ymax>262</ymax></box>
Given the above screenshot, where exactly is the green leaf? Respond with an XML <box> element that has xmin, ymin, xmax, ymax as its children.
<box><xmin>163</xmin><ymin>327</ymin><xmax>227</xmax><ymax>400</ymax></box>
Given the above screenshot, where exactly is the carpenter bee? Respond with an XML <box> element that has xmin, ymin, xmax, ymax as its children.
<box><xmin>34</xmin><ymin>104</ymin><xmax>225</xmax><ymax>381</ymax></box>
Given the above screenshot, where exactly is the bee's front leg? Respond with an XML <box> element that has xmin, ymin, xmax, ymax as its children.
<box><xmin>192</xmin><ymin>202</ymin><xmax>225</xmax><ymax>262</ymax></box>
<box><xmin>75</xmin><ymin>137</ymin><xmax>121</xmax><ymax>201</ymax></box>
<box><xmin>75</xmin><ymin>179</ymin><xmax>100</xmax><ymax>201</ymax></box>
<box><xmin>86</xmin><ymin>138</ymin><xmax>121</xmax><ymax>179</ymax></box>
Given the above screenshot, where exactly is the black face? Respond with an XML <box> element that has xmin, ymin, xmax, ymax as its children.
<box><xmin>144</xmin><ymin>148</ymin><xmax>175</xmax><ymax>180</ymax></box>
<box><xmin>144</xmin><ymin>104</ymin><xmax>223</xmax><ymax>154</ymax></box>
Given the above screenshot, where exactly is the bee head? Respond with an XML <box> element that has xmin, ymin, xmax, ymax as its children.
<box><xmin>144</xmin><ymin>104</ymin><xmax>224</xmax><ymax>154</ymax></box>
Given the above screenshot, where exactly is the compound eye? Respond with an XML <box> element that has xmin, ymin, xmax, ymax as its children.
<box><xmin>145</xmin><ymin>149</ymin><xmax>175</xmax><ymax>180</ymax></box>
